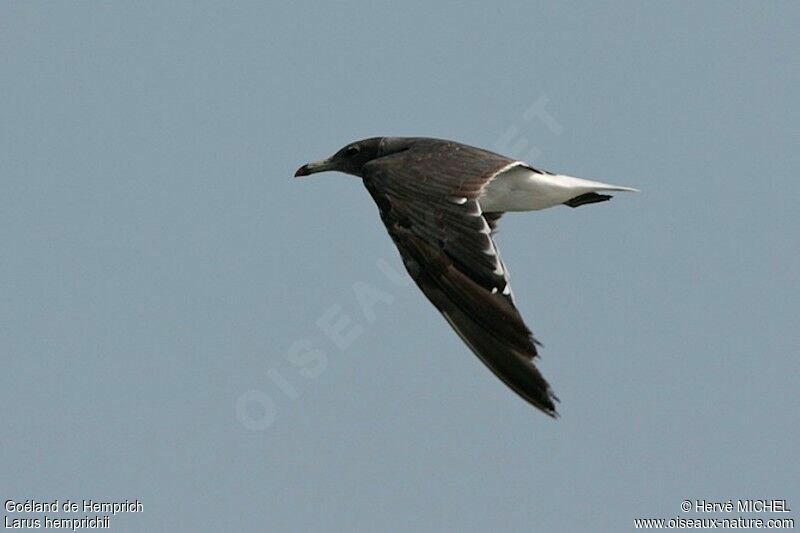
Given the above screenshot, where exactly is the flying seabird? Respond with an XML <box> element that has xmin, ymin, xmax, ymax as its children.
<box><xmin>295</xmin><ymin>137</ymin><xmax>637</xmax><ymax>417</ymax></box>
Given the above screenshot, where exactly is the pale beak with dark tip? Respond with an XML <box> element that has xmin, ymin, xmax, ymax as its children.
<box><xmin>295</xmin><ymin>158</ymin><xmax>333</xmax><ymax>177</ymax></box>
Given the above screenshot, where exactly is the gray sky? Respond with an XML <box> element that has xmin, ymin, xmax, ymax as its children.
<box><xmin>1</xmin><ymin>2</ymin><xmax>798</xmax><ymax>531</ymax></box>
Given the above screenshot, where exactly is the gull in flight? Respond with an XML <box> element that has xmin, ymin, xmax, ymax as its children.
<box><xmin>296</xmin><ymin>137</ymin><xmax>637</xmax><ymax>416</ymax></box>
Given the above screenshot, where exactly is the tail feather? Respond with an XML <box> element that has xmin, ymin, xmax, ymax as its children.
<box><xmin>553</xmin><ymin>173</ymin><xmax>639</xmax><ymax>193</ymax></box>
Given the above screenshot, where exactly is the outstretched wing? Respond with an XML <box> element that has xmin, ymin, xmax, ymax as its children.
<box><xmin>362</xmin><ymin>141</ymin><xmax>558</xmax><ymax>416</ymax></box>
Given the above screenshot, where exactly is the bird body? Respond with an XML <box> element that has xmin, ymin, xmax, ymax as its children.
<box><xmin>295</xmin><ymin>137</ymin><xmax>637</xmax><ymax>416</ymax></box>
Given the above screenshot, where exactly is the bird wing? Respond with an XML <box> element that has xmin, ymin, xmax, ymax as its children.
<box><xmin>362</xmin><ymin>142</ymin><xmax>558</xmax><ymax>416</ymax></box>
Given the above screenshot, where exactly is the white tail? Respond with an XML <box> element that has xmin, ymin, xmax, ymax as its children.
<box><xmin>480</xmin><ymin>164</ymin><xmax>638</xmax><ymax>212</ymax></box>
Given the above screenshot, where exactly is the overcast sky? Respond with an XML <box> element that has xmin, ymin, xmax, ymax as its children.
<box><xmin>1</xmin><ymin>2</ymin><xmax>798</xmax><ymax>531</ymax></box>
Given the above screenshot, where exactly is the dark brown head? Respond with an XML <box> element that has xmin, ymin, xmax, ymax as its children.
<box><xmin>294</xmin><ymin>137</ymin><xmax>408</xmax><ymax>178</ymax></box>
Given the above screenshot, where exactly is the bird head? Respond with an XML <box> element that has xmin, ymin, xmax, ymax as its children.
<box><xmin>295</xmin><ymin>137</ymin><xmax>404</xmax><ymax>178</ymax></box>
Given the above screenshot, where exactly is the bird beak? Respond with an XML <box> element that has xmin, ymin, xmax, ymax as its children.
<box><xmin>295</xmin><ymin>158</ymin><xmax>333</xmax><ymax>177</ymax></box>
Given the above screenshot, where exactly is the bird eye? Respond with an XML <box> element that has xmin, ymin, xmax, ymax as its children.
<box><xmin>342</xmin><ymin>145</ymin><xmax>360</xmax><ymax>157</ymax></box>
